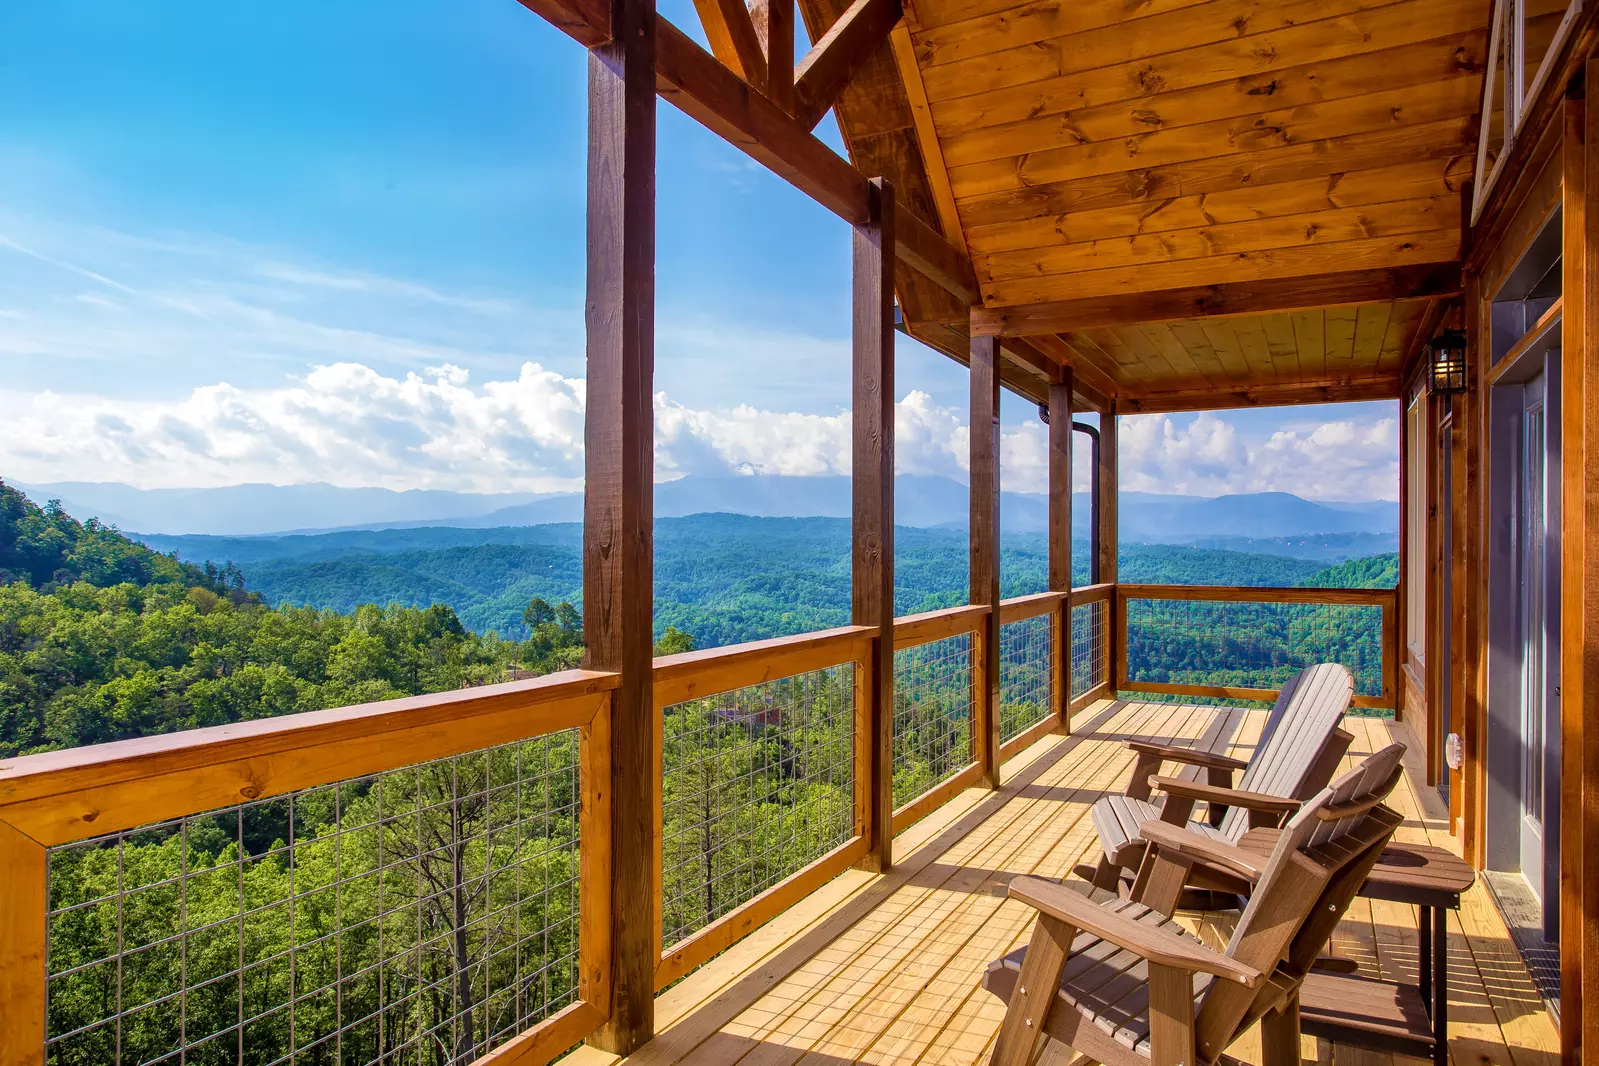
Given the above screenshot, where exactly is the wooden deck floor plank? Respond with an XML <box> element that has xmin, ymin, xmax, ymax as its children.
<box><xmin>739</xmin><ymin>701</ymin><xmax>1198</xmax><ymax>1066</ymax></box>
<box><xmin>677</xmin><ymin>700</ymin><xmax>1167</xmax><ymax>1066</ymax></box>
<box><xmin>602</xmin><ymin>707</ymin><xmax>1557</xmax><ymax>1066</ymax></box>
<box><xmin>890</xmin><ymin>702</ymin><xmax>1230</xmax><ymax>1066</ymax></box>
<box><xmin>772</xmin><ymin>700</ymin><xmax>1211</xmax><ymax>1066</ymax></box>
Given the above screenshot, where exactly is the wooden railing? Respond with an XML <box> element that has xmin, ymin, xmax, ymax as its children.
<box><xmin>890</xmin><ymin>604</ymin><xmax>987</xmax><ymax>834</ymax></box>
<box><xmin>0</xmin><ymin>582</ymin><xmax>1399</xmax><ymax>1064</ymax></box>
<box><xmin>0</xmin><ymin>669</ymin><xmax>618</xmax><ymax>1066</ymax></box>
<box><xmin>651</xmin><ymin>624</ymin><xmax>874</xmax><ymax>989</ymax></box>
<box><xmin>1113</xmin><ymin>584</ymin><xmax>1400</xmax><ymax>710</ymax></box>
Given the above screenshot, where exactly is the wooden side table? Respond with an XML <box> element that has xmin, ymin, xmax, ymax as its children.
<box><xmin>1236</xmin><ymin>831</ymin><xmax>1475</xmax><ymax>1066</ymax></box>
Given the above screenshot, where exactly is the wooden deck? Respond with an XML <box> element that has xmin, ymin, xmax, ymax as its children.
<box><xmin>569</xmin><ymin>699</ymin><xmax>1559</xmax><ymax>1066</ymax></box>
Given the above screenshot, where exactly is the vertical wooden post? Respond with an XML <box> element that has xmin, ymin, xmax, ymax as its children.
<box><xmin>0</xmin><ymin>821</ymin><xmax>46</xmax><ymax>1066</ymax></box>
<box><xmin>854</xmin><ymin>177</ymin><xmax>895</xmax><ymax>874</ymax></box>
<box><xmin>1048</xmin><ymin>369</ymin><xmax>1074</xmax><ymax>732</ymax></box>
<box><xmin>1098</xmin><ymin>402</ymin><xmax>1120</xmax><ymax>692</ymax></box>
<box><xmin>971</xmin><ymin>333</ymin><xmax>1002</xmax><ymax>788</ymax></box>
<box><xmin>1396</xmin><ymin>394</ymin><xmax>1409</xmax><ymax>721</ymax></box>
<box><xmin>583</xmin><ymin>0</ymin><xmax>656</xmax><ymax>1049</ymax></box>
<box><xmin>1559</xmin><ymin>72</ymin><xmax>1598</xmax><ymax>1066</ymax></box>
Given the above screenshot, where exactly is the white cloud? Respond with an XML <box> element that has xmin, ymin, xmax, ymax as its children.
<box><xmin>0</xmin><ymin>361</ymin><xmax>1400</xmax><ymax>501</ymax></box>
<box><xmin>1119</xmin><ymin>411</ymin><xmax>1399</xmax><ymax>501</ymax></box>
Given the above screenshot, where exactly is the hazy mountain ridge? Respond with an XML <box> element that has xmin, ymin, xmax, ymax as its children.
<box><xmin>22</xmin><ymin>475</ymin><xmax>1398</xmax><ymax>542</ymax></box>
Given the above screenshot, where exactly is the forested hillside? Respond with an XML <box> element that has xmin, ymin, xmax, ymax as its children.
<box><xmin>142</xmin><ymin>515</ymin><xmax>1354</xmax><ymax>648</ymax></box>
<box><xmin>5</xmin><ymin>482</ymin><xmax>1399</xmax><ymax>1061</ymax></box>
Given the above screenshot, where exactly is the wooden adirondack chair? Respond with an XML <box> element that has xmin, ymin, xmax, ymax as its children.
<box><xmin>984</xmin><ymin>743</ymin><xmax>1407</xmax><ymax>1066</ymax></box>
<box><xmin>1083</xmin><ymin>662</ymin><xmax>1355</xmax><ymax>891</ymax></box>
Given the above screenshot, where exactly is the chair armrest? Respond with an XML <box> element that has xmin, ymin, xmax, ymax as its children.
<box><xmin>1148</xmin><ymin>775</ymin><xmax>1302</xmax><ymax>816</ymax></box>
<box><xmin>1139</xmin><ymin>820</ymin><xmax>1267</xmax><ymax>884</ymax></box>
<box><xmin>1125</xmin><ymin>740</ymin><xmax>1249</xmax><ymax>773</ymax></box>
<box><xmin>1007</xmin><ymin>875</ymin><xmax>1263</xmax><ymax>986</ymax></box>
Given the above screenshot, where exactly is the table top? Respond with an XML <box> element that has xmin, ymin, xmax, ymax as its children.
<box><xmin>1237</xmin><ymin>828</ymin><xmax>1476</xmax><ymax>905</ymax></box>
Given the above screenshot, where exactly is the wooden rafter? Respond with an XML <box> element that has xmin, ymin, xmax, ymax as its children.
<box><xmin>691</xmin><ymin>0</ymin><xmax>767</xmax><ymax>86</ymax></box>
<box><xmin>887</xmin><ymin>23</ymin><xmax>965</xmax><ymax>256</ymax></box>
<box><xmin>651</xmin><ymin>17</ymin><xmax>976</xmax><ymax>308</ymax></box>
<box><xmin>751</xmin><ymin>0</ymin><xmax>795</xmax><ymax>113</ymax></box>
<box><xmin>970</xmin><ymin>265</ymin><xmax>1464</xmax><ymax>336</ymax></box>
<box><xmin>792</xmin><ymin>0</ymin><xmax>903</xmax><ymax>130</ymax></box>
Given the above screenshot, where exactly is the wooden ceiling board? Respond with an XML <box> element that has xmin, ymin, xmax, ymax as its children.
<box><xmin>955</xmin><ymin>117</ymin><xmax>1475</xmax><ymax>228</ymax></box>
<box><xmin>983</xmin><ymin>228</ymin><xmax>1462</xmax><ymax>305</ymax></box>
<box><xmin>962</xmin><ymin>157</ymin><xmax>1471</xmax><ymax>255</ymax></box>
<box><xmin>1137</xmin><ymin>323</ymin><xmax>1207</xmax><ymax>382</ymax></box>
<box><xmin>945</xmin><ymin>76</ymin><xmax>1481</xmax><ymax>199</ymax></box>
<box><xmin>1113</xmin><ymin>325</ymin><xmax>1181</xmax><ymax>383</ymax></box>
<box><xmin>935</xmin><ymin>30</ymin><xmax>1482</xmax><ymax>168</ymax></box>
<box><xmin>1228</xmin><ymin>316</ymin><xmax>1278</xmax><ymax>381</ymax></box>
<box><xmin>1292</xmin><ymin>310</ymin><xmax>1327</xmax><ymax>383</ymax></box>
<box><xmin>1323</xmin><ymin>304</ymin><xmax>1360</xmax><ymax>381</ymax></box>
<box><xmin>926</xmin><ymin>24</ymin><xmax>1482</xmax><ymax>143</ymax></box>
<box><xmin>1350</xmin><ymin>302</ymin><xmax>1394</xmax><ymax>378</ymax></box>
<box><xmin>973</xmin><ymin>197</ymin><xmax>1455</xmax><ymax>281</ymax></box>
<box><xmin>1259</xmin><ymin>313</ymin><xmax>1301</xmax><ymax>380</ymax></box>
<box><xmin>917</xmin><ymin>0</ymin><xmax>1391</xmax><ymax>102</ymax></box>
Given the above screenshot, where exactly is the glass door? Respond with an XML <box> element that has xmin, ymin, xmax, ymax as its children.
<box><xmin>1517</xmin><ymin>374</ymin><xmax>1547</xmax><ymax>901</ymax></box>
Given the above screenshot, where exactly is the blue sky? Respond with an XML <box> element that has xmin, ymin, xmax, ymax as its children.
<box><xmin>0</xmin><ymin>0</ymin><xmax>1400</xmax><ymax>500</ymax></box>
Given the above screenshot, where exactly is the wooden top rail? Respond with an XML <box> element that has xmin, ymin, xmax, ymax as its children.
<box><xmin>1117</xmin><ymin>584</ymin><xmax>1398</xmax><ymax>607</ymax></box>
<box><xmin>998</xmin><ymin>590</ymin><xmax>1065</xmax><ymax>624</ymax></box>
<box><xmin>893</xmin><ymin>604</ymin><xmax>988</xmax><ymax>650</ymax></box>
<box><xmin>0</xmin><ymin>668</ymin><xmax>619</xmax><ymax>847</ymax></box>
<box><xmin>1068</xmin><ymin>583</ymin><xmax>1115</xmax><ymax>606</ymax></box>
<box><xmin>653</xmin><ymin>624</ymin><xmax>877</xmax><ymax>707</ymax></box>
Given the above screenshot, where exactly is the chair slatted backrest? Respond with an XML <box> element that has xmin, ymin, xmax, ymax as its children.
<box><xmin>1217</xmin><ymin>663</ymin><xmax>1354</xmax><ymax>841</ymax></box>
<box><xmin>1192</xmin><ymin>742</ymin><xmax>1406</xmax><ymax>1062</ymax></box>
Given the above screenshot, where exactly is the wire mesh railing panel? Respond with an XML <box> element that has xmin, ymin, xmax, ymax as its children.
<box><xmin>44</xmin><ymin>732</ymin><xmax>583</xmax><ymax>1066</ymax></box>
<box><xmin>1070</xmin><ymin>600</ymin><xmax>1106</xmax><ymax>699</ymax></box>
<box><xmin>999</xmin><ymin>612</ymin><xmax>1054</xmax><ymax>742</ymax></box>
<box><xmin>1123</xmin><ymin>597</ymin><xmax>1385</xmax><ymax>701</ymax></box>
<box><xmin>891</xmin><ymin>634</ymin><xmax>973</xmax><ymax>809</ymax></box>
<box><xmin>660</xmin><ymin>664</ymin><xmax>855</xmax><ymax>951</ymax></box>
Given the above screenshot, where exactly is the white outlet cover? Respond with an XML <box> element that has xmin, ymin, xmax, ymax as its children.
<box><xmin>1445</xmin><ymin>732</ymin><xmax>1464</xmax><ymax>771</ymax></box>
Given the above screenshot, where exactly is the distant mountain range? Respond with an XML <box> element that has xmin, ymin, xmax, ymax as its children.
<box><xmin>11</xmin><ymin>475</ymin><xmax>1397</xmax><ymax>545</ymax></box>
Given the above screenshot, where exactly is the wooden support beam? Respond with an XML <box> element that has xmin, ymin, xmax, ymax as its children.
<box><xmin>969</xmin><ymin>264</ymin><xmax>1464</xmax><ymax>337</ymax></box>
<box><xmin>583</xmin><ymin>0</ymin><xmax>656</xmax><ymax>1049</ymax></box>
<box><xmin>652</xmin><ymin>19</ymin><xmax>975</xmax><ymax>309</ymax></box>
<box><xmin>516</xmin><ymin>0</ymin><xmax>612</xmax><ymax>47</ymax></box>
<box><xmin>853</xmin><ymin>178</ymin><xmax>895</xmax><ymax>874</ymax></box>
<box><xmin>691</xmin><ymin>0</ymin><xmax>766</xmax><ymax>86</ymax></box>
<box><xmin>1098</xmin><ymin>402</ymin><xmax>1120</xmax><ymax>691</ymax></box>
<box><xmin>1559</xmin><ymin>72</ymin><xmax>1598</xmax><ymax>1066</ymax></box>
<box><xmin>1048</xmin><ymin>368</ymin><xmax>1073</xmax><ymax>734</ymax></box>
<box><xmin>751</xmin><ymin>0</ymin><xmax>795</xmax><ymax>113</ymax></box>
<box><xmin>792</xmin><ymin>0</ymin><xmax>902</xmax><ymax>131</ymax></box>
<box><xmin>1120</xmin><ymin>376</ymin><xmax>1405</xmax><ymax>414</ymax></box>
<box><xmin>971</xmin><ymin>332</ymin><xmax>1002</xmax><ymax>789</ymax></box>
<box><xmin>1097</xmin><ymin>402</ymin><xmax>1118</xmax><ymax>588</ymax></box>
<box><xmin>656</xmin><ymin>17</ymin><xmax>860</xmax><ymax>219</ymax></box>
<box><xmin>894</xmin><ymin>203</ymin><xmax>979</xmax><ymax>305</ymax></box>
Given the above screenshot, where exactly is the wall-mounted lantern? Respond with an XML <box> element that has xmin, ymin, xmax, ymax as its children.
<box><xmin>1427</xmin><ymin>328</ymin><xmax>1469</xmax><ymax>395</ymax></box>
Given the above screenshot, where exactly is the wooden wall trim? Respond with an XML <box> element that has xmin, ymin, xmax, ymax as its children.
<box><xmin>1559</xmin><ymin>72</ymin><xmax>1597</xmax><ymax>1066</ymax></box>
